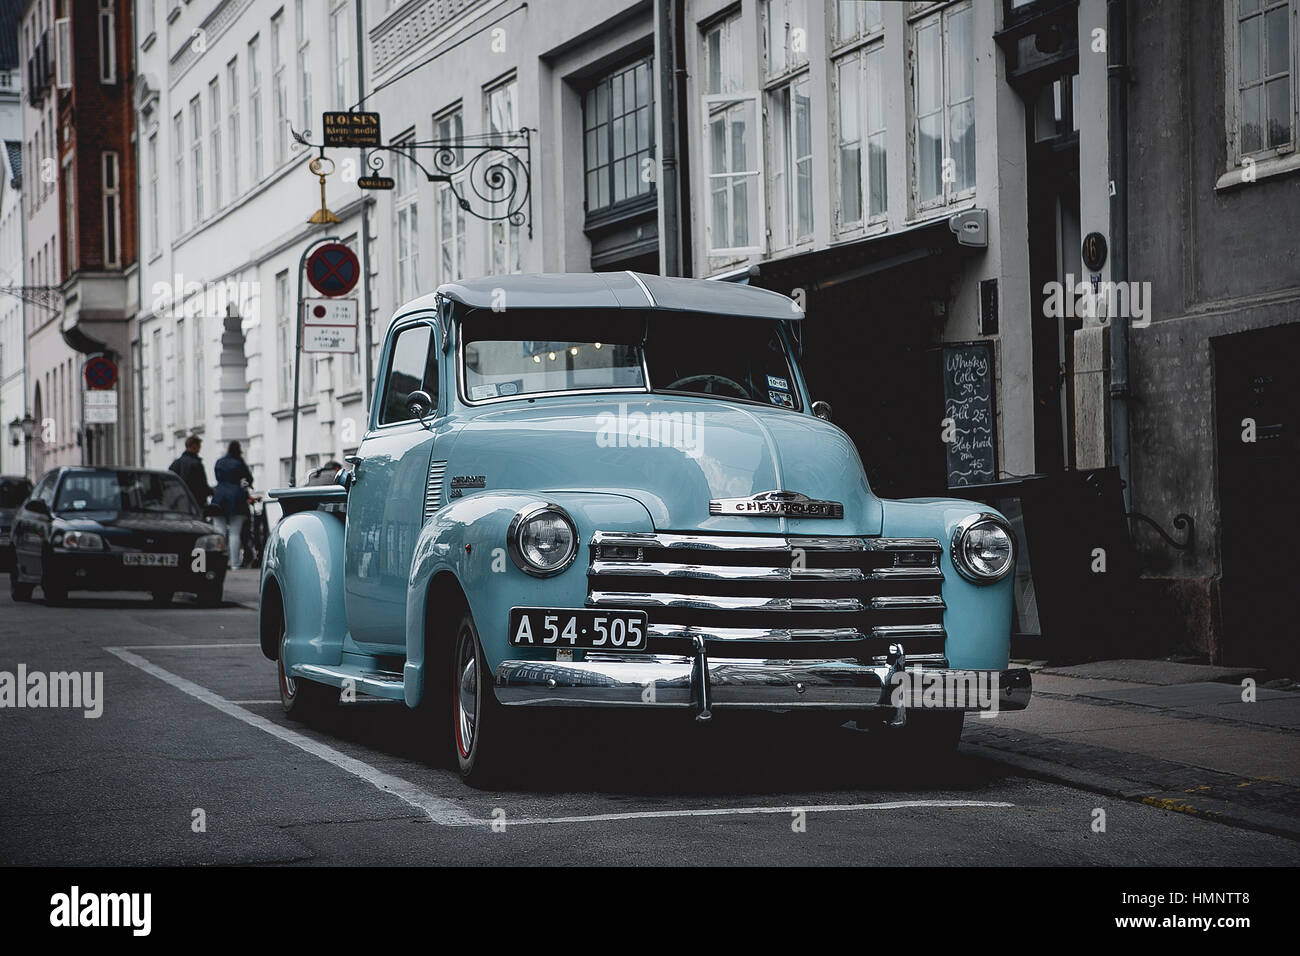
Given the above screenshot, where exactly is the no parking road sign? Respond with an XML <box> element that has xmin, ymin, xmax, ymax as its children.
<box><xmin>83</xmin><ymin>356</ymin><xmax>118</xmax><ymax>390</ymax></box>
<box><xmin>306</xmin><ymin>243</ymin><xmax>360</xmax><ymax>297</ymax></box>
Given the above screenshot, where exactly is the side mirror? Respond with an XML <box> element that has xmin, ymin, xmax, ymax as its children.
<box><xmin>25</xmin><ymin>499</ymin><xmax>49</xmax><ymax>516</ymax></box>
<box><xmin>811</xmin><ymin>401</ymin><xmax>833</xmax><ymax>422</ymax></box>
<box><xmin>406</xmin><ymin>390</ymin><xmax>434</xmax><ymax>425</ymax></box>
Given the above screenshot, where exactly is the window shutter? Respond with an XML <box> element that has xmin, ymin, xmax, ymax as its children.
<box><xmin>54</xmin><ymin>18</ymin><xmax>71</xmax><ymax>91</ymax></box>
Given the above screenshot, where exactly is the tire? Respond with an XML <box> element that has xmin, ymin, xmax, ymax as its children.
<box><xmin>43</xmin><ymin>572</ymin><xmax>68</xmax><ymax>607</ymax></box>
<box><xmin>451</xmin><ymin>608</ymin><xmax>515</xmax><ymax>787</ymax></box>
<box><xmin>151</xmin><ymin>590</ymin><xmax>174</xmax><ymax>606</ymax></box>
<box><xmin>275</xmin><ymin>606</ymin><xmax>338</xmax><ymax>719</ymax></box>
<box><xmin>10</xmin><ymin>569</ymin><xmax>34</xmax><ymax>602</ymax></box>
<box><xmin>195</xmin><ymin>579</ymin><xmax>224</xmax><ymax>608</ymax></box>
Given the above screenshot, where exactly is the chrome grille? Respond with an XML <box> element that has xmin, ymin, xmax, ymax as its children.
<box><xmin>586</xmin><ymin>532</ymin><xmax>946</xmax><ymax>661</ymax></box>
<box><xmin>424</xmin><ymin>458</ymin><xmax>447</xmax><ymax>521</ymax></box>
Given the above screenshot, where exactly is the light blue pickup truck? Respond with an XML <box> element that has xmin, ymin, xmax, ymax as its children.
<box><xmin>260</xmin><ymin>272</ymin><xmax>1030</xmax><ymax>785</ymax></box>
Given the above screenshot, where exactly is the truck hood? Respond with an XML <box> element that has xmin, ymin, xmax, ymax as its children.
<box><xmin>447</xmin><ymin>395</ymin><xmax>882</xmax><ymax>535</ymax></box>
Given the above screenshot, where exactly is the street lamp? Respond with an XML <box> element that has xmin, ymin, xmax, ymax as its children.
<box><xmin>9</xmin><ymin>414</ymin><xmax>37</xmax><ymax>478</ymax></box>
<box><xmin>7</xmin><ymin>417</ymin><xmax>20</xmax><ymax>447</ymax></box>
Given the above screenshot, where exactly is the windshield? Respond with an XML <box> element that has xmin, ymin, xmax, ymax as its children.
<box><xmin>54</xmin><ymin>471</ymin><xmax>199</xmax><ymax>516</ymax></box>
<box><xmin>0</xmin><ymin>478</ymin><xmax>32</xmax><ymax>508</ymax></box>
<box><xmin>461</xmin><ymin>311</ymin><xmax>800</xmax><ymax>409</ymax></box>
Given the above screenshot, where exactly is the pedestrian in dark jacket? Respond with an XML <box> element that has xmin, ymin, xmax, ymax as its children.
<box><xmin>169</xmin><ymin>435</ymin><xmax>212</xmax><ymax>507</ymax></box>
<box><xmin>212</xmin><ymin>441</ymin><xmax>255</xmax><ymax>569</ymax></box>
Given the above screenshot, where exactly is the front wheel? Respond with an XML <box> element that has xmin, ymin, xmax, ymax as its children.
<box><xmin>276</xmin><ymin>613</ymin><xmax>337</xmax><ymax>719</ymax></box>
<box><xmin>451</xmin><ymin>609</ymin><xmax>515</xmax><ymax>787</ymax></box>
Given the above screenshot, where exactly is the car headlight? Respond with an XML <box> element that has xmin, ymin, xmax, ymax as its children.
<box><xmin>196</xmin><ymin>534</ymin><xmax>227</xmax><ymax>552</ymax></box>
<box><xmin>508</xmin><ymin>504</ymin><xmax>577</xmax><ymax>576</ymax></box>
<box><xmin>950</xmin><ymin>513</ymin><xmax>1016</xmax><ymax>583</ymax></box>
<box><xmin>58</xmin><ymin>530</ymin><xmax>105</xmax><ymax>551</ymax></box>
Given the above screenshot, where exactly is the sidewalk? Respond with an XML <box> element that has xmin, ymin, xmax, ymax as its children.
<box><xmin>965</xmin><ymin>660</ymin><xmax>1300</xmax><ymax>841</ymax></box>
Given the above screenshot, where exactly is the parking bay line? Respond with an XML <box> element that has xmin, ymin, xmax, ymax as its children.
<box><xmin>106</xmin><ymin>645</ymin><xmax>1015</xmax><ymax>829</ymax></box>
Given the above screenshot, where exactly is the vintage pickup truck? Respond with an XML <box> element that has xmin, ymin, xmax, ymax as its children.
<box><xmin>261</xmin><ymin>272</ymin><xmax>1030</xmax><ymax>785</ymax></box>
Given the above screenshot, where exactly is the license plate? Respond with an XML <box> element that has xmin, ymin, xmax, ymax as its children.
<box><xmin>123</xmin><ymin>553</ymin><xmax>178</xmax><ymax>567</ymax></box>
<box><xmin>509</xmin><ymin>607</ymin><xmax>648</xmax><ymax>651</ymax></box>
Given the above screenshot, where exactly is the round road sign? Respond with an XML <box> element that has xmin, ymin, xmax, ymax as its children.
<box><xmin>84</xmin><ymin>356</ymin><xmax>118</xmax><ymax>390</ymax></box>
<box><xmin>307</xmin><ymin>243</ymin><xmax>361</xmax><ymax>297</ymax></box>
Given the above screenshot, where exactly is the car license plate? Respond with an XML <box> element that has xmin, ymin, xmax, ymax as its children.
<box><xmin>509</xmin><ymin>607</ymin><xmax>648</xmax><ymax>651</ymax></box>
<box><xmin>123</xmin><ymin>553</ymin><xmax>178</xmax><ymax>567</ymax></box>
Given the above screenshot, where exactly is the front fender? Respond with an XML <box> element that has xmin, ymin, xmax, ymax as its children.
<box><xmin>403</xmin><ymin>491</ymin><xmax>653</xmax><ymax>707</ymax></box>
<box><xmin>259</xmin><ymin>509</ymin><xmax>348</xmax><ymax>671</ymax></box>
<box><xmin>879</xmin><ymin>498</ymin><xmax>1015</xmax><ymax>670</ymax></box>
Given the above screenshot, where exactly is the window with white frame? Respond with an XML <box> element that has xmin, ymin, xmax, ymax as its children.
<box><xmin>248</xmin><ymin>35</ymin><xmax>263</xmax><ymax>182</ymax></box>
<box><xmin>330</xmin><ymin>1</ymin><xmax>351</xmax><ymax>108</ymax></box>
<box><xmin>835</xmin><ymin>43</ymin><xmax>887</xmax><ymax>230</ymax></box>
<box><xmin>146</xmin><ymin>132</ymin><xmax>159</xmax><ymax>257</ymax></box>
<box><xmin>209</xmin><ymin>77</ymin><xmax>223</xmax><ymax>210</ymax></box>
<box><xmin>486</xmin><ymin>78</ymin><xmax>521</xmax><ymax>274</ymax></box>
<box><xmin>152</xmin><ymin>328</ymin><xmax>163</xmax><ymax>433</ymax></box>
<box><xmin>296</xmin><ymin>0</ymin><xmax>312</xmax><ymax>135</ymax></box>
<box><xmin>227</xmin><ymin>58</ymin><xmax>241</xmax><ymax>197</ymax></box>
<box><xmin>276</xmin><ymin>271</ymin><xmax>292</xmax><ymax>406</ymax></box>
<box><xmin>193</xmin><ymin>314</ymin><xmax>204</xmax><ymax>420</ymax></box>
<box><xmin>98</xmin><ymin>0</ymin><xmax>115</xmax><ymax>84</ymax></box>
<box><xmin>176</xmin><ymin>316</ymin><xmax>187</xmax><ymax>425</ymax></box>
<box><xmin>272</xmin><ymin>9</ymin><xmax>288</xmax><ymax>165</ymax></box>
<box><xmin>769</xmin><ymin>76</ymin><xmax>813</xmax><ymax>247</ymax></box>
<box><xmin>1227</xmin><ymin>0</ymin><xmax>1296</xmax><ymax>164</ymax></box>
<box><xmin>102</xmin><ymin>152</ymin><xmax>121</xmax><ymax>268</ymax></box>
<box><xmin>189</xmin><ymin>96</ymin><xmax>204</xmax><ymax>223</ymax></box>
<box><xmin>172</xmin><ymin>112</ymin><xmax>185</xmax><ymax>233</ymax></box>
<box><xmin>702</xmin><ymin>12</ymin><xmax>763</xmax><ymax>256</ymax></box>
<box><xmin>394</xmin><ymin>133</ymin><xmax>421</xmax><ymax>302</ymax></box>
<box><xmin>435</xmin><ymin>107</ymin><xmax>466</xmax><ymax>282</ymax></box>
<box><xmin>438</xmin><ymin>183</ymin><xmax>466</xmax><ymax>282</ymax></box>
<box><xmin>63</xmin><ymin>156</ymin><xmax>75</xmax><ymax>272</ymax></box>
<box><xmin>583</xmin><ymin>58</ymin><xmax>655</xmax><ymax>212</ymax></box>
<box><xmin>912</xmin><ymin>1</ymin><xmax>975</xmax><ymax>209</ymax></box>
<box><xmin>765</xmin><ymin>0</ymin><xmax>809</xmax><ymax>78</ymax></box>
<box><xmin>835</xmin><ymin>0</ymin><xmax>882</xmax><ymax>42</ymax></box>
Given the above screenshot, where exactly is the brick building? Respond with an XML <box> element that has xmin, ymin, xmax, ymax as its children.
<box><xmin>21</xmin><ymin>0</ymin><xmax>138</xmax><ymax>475</ymax></box>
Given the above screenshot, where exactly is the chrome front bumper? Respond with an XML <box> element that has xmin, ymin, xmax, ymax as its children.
<box><xmin>494</xmin><ymin>652</ymin><xmax>1032</xmax><ymax>718</ymax></box>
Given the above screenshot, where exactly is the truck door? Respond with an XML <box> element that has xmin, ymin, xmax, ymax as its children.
<box><xmin>344</xmin><ymin>317</ymin><xmax>442</xmax><ymax>647</ymax></box>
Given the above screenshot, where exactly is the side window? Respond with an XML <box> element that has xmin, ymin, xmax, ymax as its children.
<box><xmin>34</xmin><ymin>473</ymin><xmax>57</xmax><ymax>505</ymax></box>
<box><xmin>379</xmin><ymin>323</ymin><xmax>437</xmax><ymax>425</ymax></box>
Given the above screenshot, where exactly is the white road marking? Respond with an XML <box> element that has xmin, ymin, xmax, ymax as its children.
<box><xmin>106</xmin><ymin>646</ymin><xmax>478</xmax><ymax>827</ymax></box>
<box><xmin>115</xmin><ymin>642</ymin><xmax>261</xmax><ymax>650</ymax></box>
<box><xmin>499</xmin><ymin>800</ymin><xmax>1015</xmax><ymax>827</ymax></box>
<box><xmin>107</xmin><ymin>645</ymin><xmax>1018</xmax><ymax>829</ymax></box>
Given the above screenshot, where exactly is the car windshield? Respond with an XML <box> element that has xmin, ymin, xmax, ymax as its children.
<box><xmin>54</xmin><ymin>471</ymin><xmax>199</xmax><ymax>516</ymax></box>
<box><xmin>460</xmin><ymin>311</ymin><xmax>800</xmax><ymax>409</ymax></box>
<box><xmin>0</xmin><ymin>478</ymin><xmax>32</xmax><ymax>508</ymax></box>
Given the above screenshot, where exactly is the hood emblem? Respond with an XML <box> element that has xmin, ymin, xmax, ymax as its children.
<box><xmin>709</xmin><ymin>490</ymin><xmax>844</xmax><ymax>519</ymax></box>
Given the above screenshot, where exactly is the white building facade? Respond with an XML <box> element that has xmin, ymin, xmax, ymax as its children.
<box><xmin>134</xmin><ymin>0</ymin><xmax>370</xmax><ymax>489</ymax></box>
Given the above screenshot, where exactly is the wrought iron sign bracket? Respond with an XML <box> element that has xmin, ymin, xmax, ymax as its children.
<box><xmin>363</xmin><ymin>130</ymin><xmax>534</xmax><ymax>238</ymax></box>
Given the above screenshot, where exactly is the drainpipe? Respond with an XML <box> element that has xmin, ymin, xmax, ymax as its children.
<box><xmin>656</xmin><ymin>0</ymin><xmax>681</xmax><ymax>277</ymax></box>
<box><xmin>673</xmin><ymin>0</ymin><xmax>692</xmax><ymax>277</ymax></box>
<box><xmin>354</xmin><ymin>0</ymin><xmax>375</xmax><ymax>409</ymax></box>
<box><xmin>1106</xmin><ymin>0</ymin><xmax>1131</xmax><ymax>509</ymax></box>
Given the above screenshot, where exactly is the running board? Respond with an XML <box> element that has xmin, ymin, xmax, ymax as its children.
<box><xmin>291</xmin><ymin>663</ymin><xmax>406</xmax><ymax>701</ymax></box>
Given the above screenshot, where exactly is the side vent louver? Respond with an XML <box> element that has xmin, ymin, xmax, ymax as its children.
<box><xmin>424</xmin><ymin>458</ymin><xmax>447</xmax><ymax>521</ymax></box>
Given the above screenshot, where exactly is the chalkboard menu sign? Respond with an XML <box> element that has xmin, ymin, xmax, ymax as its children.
<box><xmin>943</xmin><ymin>341</ymin><xmax>997</xmax><ymax>487</ymax></box>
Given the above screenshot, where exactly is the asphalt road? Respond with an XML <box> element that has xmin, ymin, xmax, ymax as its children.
<box><xmin>3</xmin><ymin>578</ymin><xmax>1298</xmax><ymax>867</ymax></box>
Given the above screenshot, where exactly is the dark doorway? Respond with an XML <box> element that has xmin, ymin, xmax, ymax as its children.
<box><xmin>1213</xmin><ymin>322</ymin><xmax>1300</xmax><ymax>670</ymax></box>
<box><xmin>797</xmin><ymin>266</ymin><xmax>948</xmax><ymax>499</ymax></box>
<box><xmin>1024</xmin><ymin>79</ymin><xmax>1081</xmax><ymax>474</ymax></box>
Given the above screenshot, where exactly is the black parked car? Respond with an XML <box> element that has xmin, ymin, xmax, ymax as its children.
<box><xmin>0</xmin><ymin>475</ymin><xmax>33</xmax><ymax>572</ymax></box>
<box><xmin>9</xmin><ymin>466</ymin><xmax>228</xmax><ymax>607</ymax></box>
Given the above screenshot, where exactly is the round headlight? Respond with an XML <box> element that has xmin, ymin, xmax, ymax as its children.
<box><xmin>951</xmin><ymin>513</ymin><xmax>1015</xmax><ymax>583</ymax></box>
<box><xmin>508</xmin><ymin>504</ymin><xmax>577</xmax><ymax>576</ymax></box>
